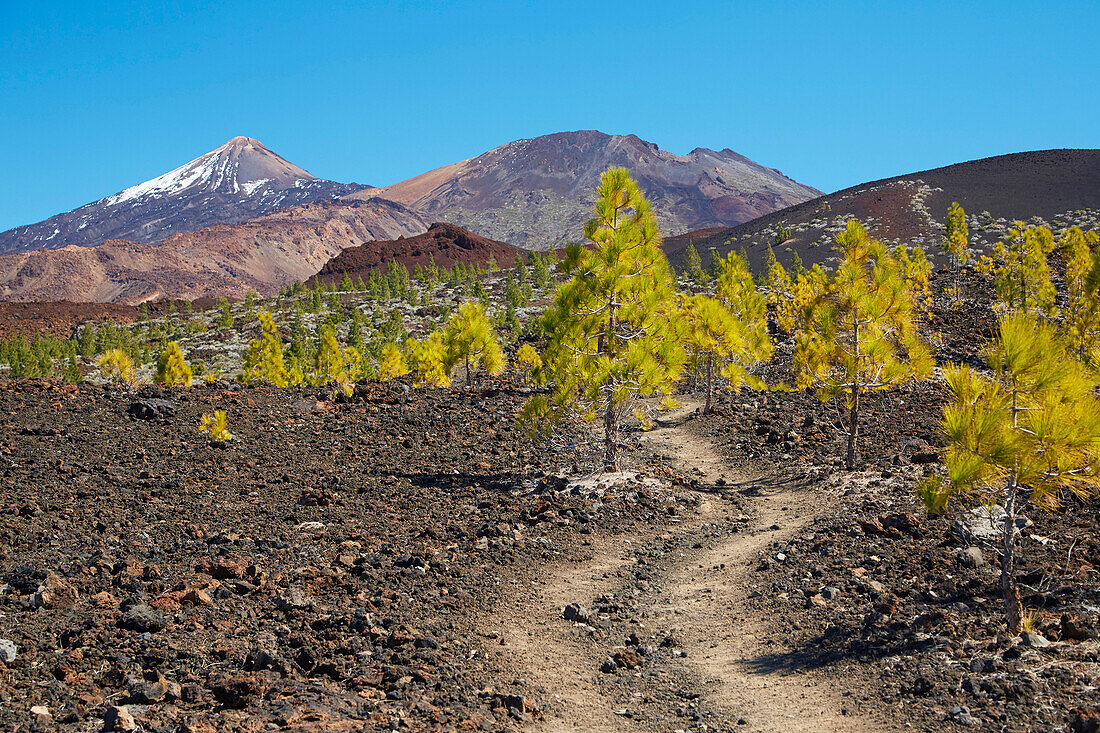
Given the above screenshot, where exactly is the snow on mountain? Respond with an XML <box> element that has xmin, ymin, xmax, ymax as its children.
<box><xmin>0</xmin><ymin>137</ymin><xmax>369</xmax><ymax>255</ymax></box>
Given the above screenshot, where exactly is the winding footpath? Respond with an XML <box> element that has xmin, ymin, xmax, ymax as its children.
<box><xmin>488</xmin><ymin>402</ymin><xmax>891</xmax><ymax>732</ymax></box>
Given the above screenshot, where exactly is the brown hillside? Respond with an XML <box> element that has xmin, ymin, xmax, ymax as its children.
<box><xmin>0</xmin><ymin>198</ymin><xmax>427</xmax><ymax>304</ymax></box>
<box><xmin>664</xmin><ymin>149</ymin><xmax>1100</xmax><ymax>273</ymax></box>
<box><xmin>306</xmin><ymin>222</ymin><xmax>522</xmax><ymax>287</ymax></box>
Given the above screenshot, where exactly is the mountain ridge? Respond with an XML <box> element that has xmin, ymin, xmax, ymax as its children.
<box><xmin>0</xmin><ymin>137</ymin><xmax>369</xmax><ymax>254</ymax></box>
<box><xmin>347</xmin><ymin>130</ymin><xmax>821</xmax><ymax>248</ymax></box>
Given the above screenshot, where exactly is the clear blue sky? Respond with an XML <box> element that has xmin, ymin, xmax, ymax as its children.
<box><xmin>2</xmin><ymin>1</ymin><xmax>1098</xmax><ymax>231</ymax></box>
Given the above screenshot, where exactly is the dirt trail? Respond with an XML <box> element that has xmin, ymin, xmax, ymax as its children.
<box><xmin>644</xmin><ymin>405</ymin><xmax>878</xmax><ymax>732</ymax></box>
<box><xmin>492</xmin><ymin>532</ymin><xmax>644</xmax><ymax>733</ymax></box>
<box><xmin>490</xmin><ymin>402</ymin><xmax>885</xmax><ymax>732</ymax></box>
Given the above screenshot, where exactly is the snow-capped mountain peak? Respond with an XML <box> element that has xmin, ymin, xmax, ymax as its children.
<box><xmin>104</xmin><ymin>137</ymin><xmax>318</xmax><ymax>206</ymax></box>
<box><xmin>0</xmin><ymin>137</ymin><xmax>368</xmax><ymax>254</ymax></box>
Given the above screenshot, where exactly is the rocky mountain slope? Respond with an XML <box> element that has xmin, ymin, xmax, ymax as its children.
<box><xmin>664</xmin><ymin>148</ymin><xmax>1100</xmax><ymax>273</ymax></box>
<box><xmin>306</xmin><ymin>223</ymin><xmax>521</xmax><ymax>288</ymax></box>
<box><xmin>0</xmin><ymin>137</ymin><xmax>368</xmax><ymax>254</ymax></box>
<box><xmin>346</xmin><ymin>130</ymin><xmax>821</xmax><ymax>249</ymax></box>
<box><xmin>0</xmin><ymin>198</ymin><xmax>426</xmax><ymax>304</ymax></box>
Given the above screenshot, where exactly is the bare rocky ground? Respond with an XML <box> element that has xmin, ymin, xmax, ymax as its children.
<box><xmin>1</xmin><ymin>269</ymin><xmax>1099</xmax><ymax>732</ymax></box>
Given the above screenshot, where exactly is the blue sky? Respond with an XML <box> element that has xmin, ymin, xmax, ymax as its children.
<box><xmin>1</xmin><ymin>1</ymin><xmax>1097</xmax><ymax>231</ymax></box>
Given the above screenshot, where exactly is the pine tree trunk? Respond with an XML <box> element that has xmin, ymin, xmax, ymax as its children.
<box><xmin>847</xmin><ymin>383</ymin><xmax>859</xmax><ymax>471</ymax></box>
<box><xmin>704</xmin><ymin>354</ymin><xmax>714</xmax><ymax>415</ymax></box>
<box><xmin>847</xmin><ymin>316</ymin><xmax>860</xmax><ymax>471</ymax></box>
<box><xmin>1003</xmin><ymin>389</ymin><xmax>1024</xmax><ymax>632</ymax></box>
<box><xmin>603</xmin><ymin>290</ymin><xmax>619</xmax><ymax>472</ymax></box>
<box><xmin>604</xmin><ymin>401</ymin><xmax>619</xmax><ymax>472</ymax></box>
<box><xmin>1002</xmin><ymin>477</ymin><xmax>1024</xmax><ymax>632</ymax></box>
<box><xmin>465</xmin><ymin>354</ymin><xmax>471</xmax><ymax>388</ymax></box>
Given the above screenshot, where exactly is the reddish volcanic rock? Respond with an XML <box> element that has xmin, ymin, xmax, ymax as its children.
<box><xmin>306</xmin><ymin>222</ymin><xmax>523</xmax><ymax>286</ymax></box>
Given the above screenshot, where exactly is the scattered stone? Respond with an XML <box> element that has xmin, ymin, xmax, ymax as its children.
<box><xmin>612</xmin><ymin>649</ymin><xmax>643</xmax><ymax>669</ymax></box>
<box><xmin>563</xmin><ymin>603</ymin><xmax>590</xmax><ymax>624</ymax></box>
<box><xmin>1021</xmin><ymin>631</ymin><xmax>1051</xmax><ymax>647</ymax></box>
<box><xmin>103</xmin><ymin>705</ymin><xmax>137</xmax><ymax>731</ymax></box>
<box><xmin>32</xmin><ymin>571</ymin><xmax>78</xmax><ymax>610</ymax></box>
<box><xmin>118</xmin><ymin>604</ymin><xmax>166</xmax><ymax>633</ymax></box>
<box><xmin>0</xmin><ymin>639</ymin><xmax>16</xmax><ymax>663</ymax></box>
<box><xmin>183</xmin><ymin>588</ymin><xmax>214</xmax><ymax>607</ymax></box>
<box><xmin>956</xmin><ymin>546</ymin><xmax>986</xmax><ymax>569</ymax></box>
<box><xmin>275</xmin><ymin>587</ymin><xmax>313</xmax><ymax>611</ymax></box>
<box><xmin>128</xmin><ymin>399</ymin><xmax>177</xmax><ymax>421</ymax></box>
<box><xmin>1062</xmin><ymin>614</ymin><xmax>1098</xmax><ymax>641</ymax></box>
<box><xmin>947</xmin><ymin>705</ymin><xmax>979</xmax><ymax>726</ymax></box>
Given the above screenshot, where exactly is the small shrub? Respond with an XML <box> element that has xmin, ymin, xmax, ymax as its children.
<box><xmin>98</xmin><ymin>349</ymin><xmax>136</xmax><ymax>385</ymax></box>
<box><xmin>377</xmin><ymin>343</ymin><xmax>408</xmax><ymax>381</ymax></box>
<box><xmin>154</xmin><ymin>341</ymin><xmax>192</xmax><ymax>386</ymax></box>
<box><xmin>515</xmin><ymin>343</ymin><xmax>542</xmax><ymax>386</ymax></box>
<box><xmin>916</xmin><ymin>474</ymin><xmax>950</xmax><ymax>516</ymax></box>
<box><xmin>775</xmin><ymin>223</ymin><xmax>792</xmax><ymax>244</ymax></box>
<box><xmin>199</xmin><ymin>410</ymin><xmax>233</xmax><ymax>444</ymax></box>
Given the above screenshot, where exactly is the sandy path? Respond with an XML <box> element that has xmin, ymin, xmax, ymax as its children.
<box><xmin>487</xmin><ymin>402</ymin><xmax>885</xmax><ymax>732</ymax></box>
<box><xmin>643</xmin><ymin>405</ymin><xmax>877</xmax><ymax>732</ymax></box>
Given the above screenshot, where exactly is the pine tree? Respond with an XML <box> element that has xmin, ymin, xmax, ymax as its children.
<box><xmin>514</xmin><ymin>253</ymin><xmax>529</xmax><ymax>284</ymax></box>
<box><xmin>154</xmin><ymin>341</ymin><xmax>192</xmax><ymax>386</ymax></box>
<box><xmin>528</xmin><ymin>167</ymin><xmax>685</xmax><ymax>471</ymax></box>
<box><xmin>765</xmin><ymin>259</ymin><xmax>796</xmax><ymax>333</ymax></box>
<box><xmin>98</xmin><ymin>349</ymin><xmax>136</xmax><ymax>386</ymax></box>
<box><xmin>761</xmin><ymin>242</ymin><xmax>778</xmax><ymax>281</ymax></box>
<box><xmin>707</xmin><ymin>247</ymin><xmax>723</xmax><ymax>281</ymax></box>
<box><xmin>62</xmin><ymin>355</ymin><xmax>82</xmax><ymax>383</ymax></box>
<box><xmin>795</xmin><ymin>219</ymin><xmax>933</xmax><ymax>470</ymax></box>
<box><xmin>683</xmin><ymin>242</ymin><xmax>708</xmax><ymax>285</ymax></box>
<box><xmin>406</xmin><ymin>331</ymin><xmax>451</xmax><ymax>388</ymax></box>
<box><xmin>775</xmin><ymin>223</ymin><xmax>793</xmax><ymax>244</ymax></box>
<box><xmin>348</xmin><ymin>308</ymin><xmax>366</xmax><ymax>350</ymax></box>
<box><xmin>443</xmin><ymin>302</ymin><xmax>505</xmax><ymax>387</ymax></box>
<box><xmin>216</xmin><ymin>298</ymin><xmax>235</xmax><ymax>328</ymax></box>
<box><xmin>242</xmin><ymin>311</ymin><xmax>290</xmax><ymax>387</ymax></box>
<box><xmin>892</xmin><ymin>243</ymin><xmax>933</xmax><ymax>323</ymax></box>
<box><xmin>531</xmin><ymin>253</ymin><xmax>552</xmax><ymax>290</ymax></box>
<box><xmin>514</xmin><ymin>343</ymin><xmax>542</xmax><ymax>386</ymax></box>
<box><xmin>376</xmin><ymin>343</ymin><xmax>408</xmax><ymax>381</ymax></box>
<box><xmin>340</xmin><ymin>271</ymin><xmax>355</xmax><ymax>292</ymax></box>
<box><xmin>790</xmin><ymin>251</ymin><xmax>806</xmax><ymax>278</ymax></box>
<box><xmin>977</xmin><ymin>223</ymin><xmax>1056</xmax><ymax>314</ymax></box>
<box><xmin>680</xmin><ymin>290</ymin><xmax>771</xmax><ymax>414</ymax></box>
<box><xmin>78</xmin><ymin>323</ymin><xmax>96</xmax><ymax>358</ymax></box>
<box><xmin>939</xmin><ymin>313</ymin><xmax>1100</xmax><ymax>631</ymax></box>
<box><xmin>1061</xmin><ymin>226</ymin><xmax>1100</xmax><ymax>360</ymax></box>
<box><xmin>942</xmin><ymin>201</ymin><xmax>970</xmax><ymax>308</ymax></box>
<box><xmin>345</xmin><ymin>345</ymin><xmax>365</xmax><ymax>381</ymax></box>
<box><xmin>713</xmin><ymin>251</ymin><xmax>772</xmax><ymax>397</ymax></box>
<box><xmin>314</xmin><ymin>326</ymin><xmax>349</xmax><ymax>392</ymax></box>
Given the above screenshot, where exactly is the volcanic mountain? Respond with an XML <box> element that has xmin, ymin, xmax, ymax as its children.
<box><xmin>346</xmin><ymin>130</ymin><xmax>821</xmax><ymax>249</ymax></box>
<box><xmin>306</xmin><ymin>223</ymin><xmax>522</xmax><ymax>288</ymax></box>
<box><xmin>663</xmin><ymin>149</ymin><xmax>1100</xmax><ymax>273</ymax></box>
<box><xmin>0</xmin><ymin>198</ymin><xmax>426</xmax><ymax>304</ymax></box>
<box><xmin>0</xmin><ymin>137</ymin><xmax>369</xmax><ymax>255</ymax></box>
